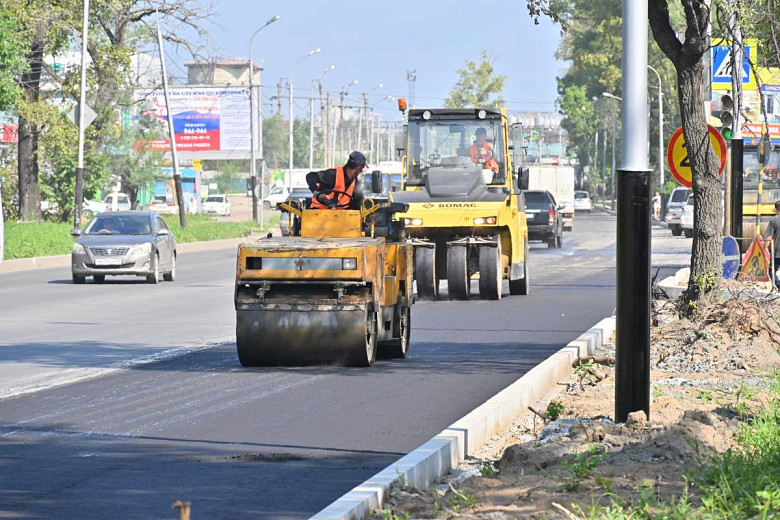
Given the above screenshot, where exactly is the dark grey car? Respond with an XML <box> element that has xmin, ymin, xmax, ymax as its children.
<box><xmin>524</xmin><ymin>190</ymin><xmax>564</xmax><ymax>249</ymax></box>
<box><xmin>71</xmin><ymin>211</ymin><xmax>176</xmax><ymax>284</ymax></box>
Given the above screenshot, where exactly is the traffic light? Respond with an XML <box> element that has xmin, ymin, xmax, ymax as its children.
<box><xmin>720</xmin><ymin>93</ymin><xmax>734</xmax><ymax>140</ymax></box>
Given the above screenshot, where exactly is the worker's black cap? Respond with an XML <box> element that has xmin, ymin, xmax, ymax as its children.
<box><xmin>347</xmin><ymin>151</ymin><xmax>367</xmax><ymax>167</ymax></box>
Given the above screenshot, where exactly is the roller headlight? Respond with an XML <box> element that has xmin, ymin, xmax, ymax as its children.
<box><xmin>132</xmin><ymin>242</ymin><xmax>153</xmax><ymax>255</ymax></box>
<box><xmin>473</xmin><ymin>216</ymin><xmax>497</xmax><ymax>225</ymax></box>
<box><xmin>72</xmin><ymin>243</ymin><xmax>85</xmax><ymax>254</ymax></box>
<box><xmin>342</xmin><ymin>257</ymin><xmax>358</xmax><ymax>270</ymax></box>
<box><xmin>403</xmin><ymin>218</ymin><xmax>423</xmax><ymax>226</ymax></box>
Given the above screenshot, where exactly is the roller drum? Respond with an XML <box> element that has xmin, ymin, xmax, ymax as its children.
<box><xmin>236</xmin><ymin>306</ymin><xmax>374</xmax><ymax>366</ymax></box>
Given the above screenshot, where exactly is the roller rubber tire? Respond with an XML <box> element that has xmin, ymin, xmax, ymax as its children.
<box><xmin>509</xmin><ymin>244</ymin><xmax>530</xmax><ymax>296</ymax></box>
<box><xmin>380</xmin><ymin>305</ymin><xmax>411</xmax><ymax>359</ymax></box>
<box><xmin>447</xmin><ymin>245</ymin><xmax>470</xmax><ymax>300</ymax></box>
<box><xmin>347</xmin><ymin>311</ymin><xmax>377</xmax><ymax>367</ymax></box>
<box><xmin>478</xmin><ymin>244</ymin><xmax>502</xmax><ymax>300</ymax></box>
<box><xmin>415</xmin><ymin>247</ymin><xmax>438</xmax><ymax>300</ymax></box>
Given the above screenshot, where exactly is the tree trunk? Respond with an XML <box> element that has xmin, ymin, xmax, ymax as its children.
<box><xmin>17</xmin><ymin>22</ymin><xmax>46</xmax><ymax>222</ymax></box>
<box><xmin>677</xmin><ymin>66</ymin><xmax>723</xmax><ymax>299</ymax></box>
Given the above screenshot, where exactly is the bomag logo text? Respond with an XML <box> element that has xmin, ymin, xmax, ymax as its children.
<box><xmin>435</xmin><ymin>203</ymin><xmax>477</xmax><ymax>208</ymax></box>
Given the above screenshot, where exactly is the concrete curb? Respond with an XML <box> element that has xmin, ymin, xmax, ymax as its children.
<box><xmin>0</xmin><ymin>235</ymin><xmax>261</xmax><ymax>275</ymax></box>
<box><xmin>311</xmin><ymin>316</ymin><xmax>617</xmax><ymax>520</ymax></box>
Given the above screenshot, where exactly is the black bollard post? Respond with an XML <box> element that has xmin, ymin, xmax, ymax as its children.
<box><xmin>615</xmin><ymin>169</ymin><xmax>652</xmax><ymax>422</ymax></box>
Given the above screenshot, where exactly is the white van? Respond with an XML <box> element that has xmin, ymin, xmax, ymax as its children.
<box><xmin>665</xmin><ymin>187</ymin><xmax>692</xmax><ymax>236</ymax></box>
<box><xmin>103</xmin><ymin>192</ymin><xmax>132</xmax><ymax>211</ymax></box>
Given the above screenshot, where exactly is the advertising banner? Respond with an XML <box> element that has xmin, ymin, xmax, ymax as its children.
<box><xmin>135</xmin><ymin>87</ymin><xmax>250</xmax><ymax>152</ymax></box>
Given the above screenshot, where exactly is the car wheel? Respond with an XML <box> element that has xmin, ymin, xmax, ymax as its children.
<box><xmin>556</xmin><ymin>232</ymin><xmax>563</xmax><ymax>248</ymax></box>
<box><xmin>671</xmin><ymin>225</ymin><xmax>683</xmax><ymax>237</ymax></box>
<box><xmin>684</xmin><ymin>228</ymin><xmax>693</xmax><ymax>238</ymax></box>
<box><xmin>163</xmin><ymin>254</ymin><xmax>176</xmax><ymax>282</ymax></box>
<box><xmin>263</xmin><ymin>201</ymin><xmax>272</xmax><ymax>211</ymax></box>
<box><xmin>93</xmin><ymin>275</ymin><xmax>105</xmax><ymax>284</ymax></box>
<box><xmin>72</xmin><ymin>274</ymin><xmax>85</xmax><ymax>284</ymax></box>
<box><xmin>146</xmin><ymin>254</ymin><xmax>160</xmax><ymax>284</ymax></box>
<box><xmin>547</xmin><ymin>236</ymin><xmax>556</xmax><ymax>248</ymax></box>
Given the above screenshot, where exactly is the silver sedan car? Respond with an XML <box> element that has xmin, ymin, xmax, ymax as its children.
<box><xmin>71</xmin><ymin>210</ymin><xmax>177</xmax><ymax>284</ymax></box>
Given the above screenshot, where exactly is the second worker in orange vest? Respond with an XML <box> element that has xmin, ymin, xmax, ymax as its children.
<box><xmin>307</xmin><ymin>151</ymin><xmax>367</xmax><ymax>210</ymax></box>
<box><xmin>469</xmin><ymin>127</ymin><xmax>499</xmax><ymax>173</ymax></box>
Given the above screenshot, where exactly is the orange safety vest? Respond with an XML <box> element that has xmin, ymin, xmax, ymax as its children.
<box><xmin>310</xmin><ymin>166</ymin><xmax>355</xmax><ymax>209</ymax></box>
<box><xmin>469</xmin><ymin>141</ymin><xmax>499</xmax><ymax>172</ymax></box>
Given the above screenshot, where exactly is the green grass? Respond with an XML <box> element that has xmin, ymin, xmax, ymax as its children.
<box><xmin>2</xmin><ymin>215</ymin><xmax>279</xmax><ymax>260</ymax></box>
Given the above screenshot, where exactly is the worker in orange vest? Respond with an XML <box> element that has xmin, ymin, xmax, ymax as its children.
<box><xmin>469</xmin><ymin>127</ymin><xmax>499</xmax><ymax>173</ymax></box>
<box><xmin>307</xmin><ymin>151</ymin><xmax>366</xmax><ymax>209</ymax></box>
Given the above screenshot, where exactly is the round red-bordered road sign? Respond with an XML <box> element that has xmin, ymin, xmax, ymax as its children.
<box><xmin>666</xmin><ymin>125</ymin><xmax>727</xmax><ymax>188</ymax></box>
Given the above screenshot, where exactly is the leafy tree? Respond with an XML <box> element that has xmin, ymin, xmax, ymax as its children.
<box><xmin>262</xmin><ymin>113</ymin><xmax>288</xmax><ymax>170</ymax></box>
<box><xmin>214</xmin><ymin>162</ymin><xmax>241</xmax><ymax>194</ymax></box>
<box><xmin>649</xmin><ymin>0</ymin><xmax>723</xmax><ymax>304</ymax></box>
<box><xmin>0</xmin><ymin>4</ymin><xmax>26</xmax><ymax>111</ymax></box>
<box><xmin>293</xmin><ymin>118</ymin><xmax>324</xmax><ymax>169</ymax></box>
<box><xmin>444</xmin><ymin>50</ymin><xmax>507</xmax><ymax>108</ymax></box>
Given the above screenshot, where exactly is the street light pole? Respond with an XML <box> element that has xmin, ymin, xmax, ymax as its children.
<box><xmin>288</xmin><ymin>48</ymin><xmax>321</xmax><ymax>190</ymax></box>
<box><xmin>359</xmin><ymin>84</ymin><xmax>382</xmax><ymax>151</ymax></box>
<box><xmin>332</xmin><ymin>80</ymin><xmax>358</xmax><ymax>163</ymax></box>
<box><xmin>616</xmin><ymin>0</ymin><xmax>651</xmax><ymax>423</ymax></box>
<box><xmin>249</xmin><ymin>14</ymin><xmax>280</xmax><ymax>224</ymax></box>
<box><xmin>648</xmin><ymin>64</ymin><xmax>664</xmax><ymax>218</ymax></box>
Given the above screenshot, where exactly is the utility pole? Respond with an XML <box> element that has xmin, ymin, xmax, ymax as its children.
<box><xmin>648</xmin><ymin>65</ymin><xmax>665</xmax><ymax>219</ymax></box>
<box><xmin>407</xmin><ymin>70</ymin><xmax>417</xmax><ymax>108</ymax></box>
<box><xmin>277</xmin><ymin>82</ymin><xmax>282</xmax><ymax>114</ymax></box>
<box><xmin>615</xmin><ymin>0</ymin><xmax>651</xmax><ymax>423</ymax></box>
<box><xmin>611</xmin><ymin>120</ymin><xmax>616</xmax><ymax>209</ymax></box>
<box><xmin>156</xmin><ymin>10</ymin><xmax>186</xmax><ymax>227</ymax></box>
<box><xmin>73</xmin><ymin>0</ymin><xmax>90</xmax><ymax>230</ymax></box>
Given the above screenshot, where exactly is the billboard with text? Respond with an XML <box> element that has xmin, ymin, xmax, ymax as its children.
<box><xmin>135</xmin><ymin>87</ymin><xmax>251</xmax><ymax>152</ymax></box>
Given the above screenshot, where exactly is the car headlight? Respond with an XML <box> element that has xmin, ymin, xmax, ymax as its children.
<box><xmin>131</xmin><ymin>243</ymin><xmax>153</xmax><ymax>255</ymax></box>
<box><xmin>342</xmin><ymin>257</ymin><xmax>358</xmax><ymax>270</ymax></box>
<box><xmin>403</xmin><ymin>218</ymin><xmax>423</xmax><ymax>226</ymax></box>
<box><xmin>72</xmin><ymin>243</ymin><xmax>85</xmax><ymax>254</ymax></box>
<box><xmin>473</xmin><ymin>216</ymin><xmax>497</xmax><ymax>225</ymax></box>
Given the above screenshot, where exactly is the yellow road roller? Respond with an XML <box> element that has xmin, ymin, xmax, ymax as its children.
<box><xmin>234</xmin><ymin>182</ymin><xmax>413</xmax><ymax>367</ymax></box>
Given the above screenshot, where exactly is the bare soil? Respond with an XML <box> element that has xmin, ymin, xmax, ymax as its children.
<box><xmin>373</xmin><ymin>286</ymin><xmax>780</xmax><ymax>519</ymax></box>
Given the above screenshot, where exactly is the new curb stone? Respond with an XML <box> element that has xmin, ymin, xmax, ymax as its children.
<box><xmin>311</xmin><ymin>316</ymin><xmax>617</xmax><ymax>520</ymax></box>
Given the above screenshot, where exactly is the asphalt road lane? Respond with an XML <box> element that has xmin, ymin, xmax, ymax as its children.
<box><xmin>0</xmin><ymin>211</ymin><xmax>623</xmax><ymax>518</ymax></box>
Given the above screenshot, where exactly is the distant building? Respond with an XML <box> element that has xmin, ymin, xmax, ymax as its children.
<box><xmin>185</xmin><ymin>57</ymin><xmax>261</xmax><ymax>86</ymax></box>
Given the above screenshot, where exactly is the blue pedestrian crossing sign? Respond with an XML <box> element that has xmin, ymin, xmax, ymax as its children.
<box><xmin>711</xmin><ymin>38</ymin><xmax>757</xmax><ymax>91</ymax></box>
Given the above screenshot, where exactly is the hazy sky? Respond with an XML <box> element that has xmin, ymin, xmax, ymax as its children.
<box><xmin>169</xmin><ymin>0</ymin><xmax>565</xmax><ymax>122</ymax></box>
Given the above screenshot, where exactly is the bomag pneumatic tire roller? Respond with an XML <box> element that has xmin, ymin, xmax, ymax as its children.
<box><xmin>391</xmin><ymin>107</ymin><xmax>530</xmax><ymax>301</ymax></box>
<box><xmin>234</xmin><ymin>177</ymin><xmax>413</xmax><ymax>367</ymax></box>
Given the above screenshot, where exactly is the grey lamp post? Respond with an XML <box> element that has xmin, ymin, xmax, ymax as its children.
<box><xmin>603</xmin><ymin>92</ymin><xmax>622</xmax><ymax>210</ymax></box>
<box><xmin>647</xmin><ymin>64</ymin><xmax>665</xmax><ymax>218</ymax></box>
<box><xmin>288</xmin><ymin>48</ymin><xmax>321</xmax><ymax>190</ymax></box>
<box><xmin>311</xmin><ymin>65</ymin><xmax>335</xmax><ymax>170</ymax></box>
<box><xmin>249</xmin><ymin>14</ymin><xmax>280</xmax><ymax>224</ymax></box>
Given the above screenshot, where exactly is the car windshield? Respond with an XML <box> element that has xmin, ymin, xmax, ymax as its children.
<box><xmin>406</xmin><ymin>118</ymin><xmax>506</xmax><ymax>185</ymax></box>
<box><xmin>525</xmin><ymin>192</ymin><xmax>550</xmax><ymax>205</ymax></box>
<box><xmin>152</xmin><ymin>196</ymin><xmax>167</xmax><ymax>203</ymax></box>
<box><xmin>671</xmin><ymin>189</ymin><xmax>691</xmax><ymax>202</ymax></box>
<box><xmin>205</xmin><ymin>196</ymin><xmax>223</xmax><ymax>203</ymax></box>
<box><xmin>575</xmin><ymin>192</ymin><xmax>588</xmax><ymax>199</ymax></box>
<box><xmin>85</xmin><ymin>215</ymin><xmax>151</xmax><ymax>235</ymax></box>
